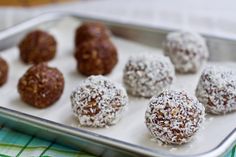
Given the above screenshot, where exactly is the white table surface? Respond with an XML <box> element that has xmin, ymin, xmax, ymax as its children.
<box><xmin>0</xmin><ymin>0</ymin><xmax>236</xmax><ymax>38</ymax></box>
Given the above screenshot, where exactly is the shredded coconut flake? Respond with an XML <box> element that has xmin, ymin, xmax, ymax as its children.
<box><xmin>169</xmin><ymin>147</ymin><xmax>178</xmax><ymax>152</ymax></box>
<box><xmin>123</xmin><ymin>54</ymin><xmax>175</xmax><ymax>98</ymax></box>
<box><xmin>145</xmin><ymin>90</ymin><xmax>205</xmax><ymax>145</ymax></box>
<box><xmin>163</xmin><ymin>31</ymin><xmax>209</xmax><ymax>73</ymax></box>
<box><xmin>196</xmin><ymin>66</ymin><xmax>236</xmax><ymax>114</ymax></box>
<box><xmin>70</xmin><ymin>75</ymin><xmax>128</xmax><ymax>127</ymax></box>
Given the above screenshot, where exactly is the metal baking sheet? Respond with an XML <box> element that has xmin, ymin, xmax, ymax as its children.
<box><xmin>0</xmin><ymin>12</ymin><xmax>235</xmax><ymax>157</ymax></box>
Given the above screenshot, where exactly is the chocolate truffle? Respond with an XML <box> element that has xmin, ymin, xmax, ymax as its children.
<box><xmin>75</xmin><ymin>39</ymin><xmax>118</xmax><ymax>76</ymax></box>
<box><xmin>145</xmin><ymin>90</ymin><xmax>205</xmax><ymax>145</ymax></box>
<box><xmin>163</xmin><ymin>31</ymin><xmax>209</xmax><ymax>73</ymax></box>
<box><xmin>18</xmin><ymin>63</ymin><xmax>64</xmax><ymax>108</ymax></box>
<box><xmin>0</xmin><ymin>57</ymin><xmax>8</xmax><ymax>86</ymax></box>
<box><xmin>70</xmin><ymin>75</ymin><xmax>128</xmax><ymax>127</ymax></box>
<box><xmin>18</xmin><ymin>30</ymin><xmax>57</xmax><ymax>64</ymax></box>
<box><xmin>196</xmin><ymin>66</ymin><xmax>236</xmax><ymax>114</ymax></box>
<box><xmin>75</xmin><ymin>22</ymin><xmax>110</xmax><ymax>47</ymax></box>
<box><xmin>123</xmin><ymin>55</ymin><xmax>175</xmax><ymax>98</ymax></box>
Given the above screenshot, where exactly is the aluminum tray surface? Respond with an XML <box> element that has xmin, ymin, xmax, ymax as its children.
<box><xmin>0</xmin><ymin>17</ymin><xmax>235</xmax><ymax>157</ymax></box>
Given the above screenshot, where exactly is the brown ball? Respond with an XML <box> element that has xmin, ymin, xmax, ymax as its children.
<box><xmin>0</xmin><ymin>57</ymin><xmax>9</xmax><ymax>86</ymax></box>
<box><xmin>123</xmin><ymin>55</ymin><xmax>175</xmax><ymax>98</ymax></box>
<box><xmin>70</xmin><ymin>75</ymin><xmax>128</xmax><ymax>127</ymax></box>
<box><xmin>163</xmin><ymin>31</ymin><xmax>209</xmax><ymax>73</ymax></box>
<box><xmin>18</xmin><ymin>63</ymin><xmax>64</xmax><ymax>108</ymax></box>
<box><xmin>145</xmin><ymin>90</ymin><xmax>205</xmax><ymax>144</ymax></box>
<box><xmin>75</xmin><ymin>22</ymin><xmax>110</xmax><ymax>47</ymax></box>
<box><xmin>196</xmin><ymin>66</ymin><xmax>236</xmax><ymax>114</ymax></box>
<box><xmin>75</xmin><ymin>39</ymin><xmax>118</xmax><ymax>76</ymax></box>
<box><xmin>18</xmin><ymin>30</ymin><xmax>57</xmax><ymax>64</ymax></box>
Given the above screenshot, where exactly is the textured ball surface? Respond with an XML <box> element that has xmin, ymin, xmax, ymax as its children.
<box><xmin>70</xmin><ymin>75</ymin><xmax>128</xmax><ymax>127</ymax></box>
<box><xmin>196</xmin><ymin>66</ymin><xmax>236</xmax><ymax>114</ymax></box>
<box><xmin>163</xmin><ymin>31</ymin><xmax>209</xmax><ymax>73</ymax></box>
<box><xmin>18</xmin><ymin>63</ymin><xmax>64</xmax><ymax>108</ymax></box>
<box><xmin>19</xmin><ymin>30</ymin><xmax>57</xmax><ymax>64</ymax></box>
<box><xmin>0</xmin><ymin>57</ymin><xmax>9</xmax><ymax>86</ymax></box>
<box><xmin>145</xmin><ymin>90</ymin><xmax>205</xmax><ymax>145</ymax></box>
<box><xmin>123</xmin><ymin>55</ymin><xmax>175</xmax><ymax>98</ymax></box>
<box><xmin>75</xmin><ymin>39</ymin><xmax>118</xmax><ymax>76</ymax></box>
<box><xmin>75</xmin><ymin>22</ymin><xmax>110</xmax><ymax>47</ymax></box>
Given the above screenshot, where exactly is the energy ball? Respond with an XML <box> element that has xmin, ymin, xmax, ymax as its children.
<box><xmin>163</xmin><ymin>31</ymin><xmax>209</xmax><ymax>73</ymax></box>
<box><xmin>145</xmin><ymin>90</ymin><xmax>205</xmax><ymax>145</ymax></box>
<box><xmin>196</xmin><ymin>66</ymin><xmax>236</xmax><ymax>114</ymax></box>
<box><xmin>0</xmin><ymin>57</ymin><xmax>8</xmax><ymax>86</ymax></box>
<box><xmin>70</xmin><ymin>75</ymin><xmax>128</xmax><ymax>127</ymax></box>
<box><xmin>75</xmin><ymin>22</ymin><xmax>110</xmax><ymax>47</ymax></box>
<box><xmin>18</xmin><ymin>63</ymin><xmax>64</xmax><ymax>108</ymax></box>
<box><xmin>75</xmin><ymin>39</ymin><xmax>118</xmax><ymax>76</ymax></box>
<box><xmin>123</xmin><ymin>55</ymin><xmax>175</xmax><ymax>98</ymax></box>
<box><xmin>18</xmin><ymin>30</ymin><xmax>57</xmax><ymax>64</ymax></box>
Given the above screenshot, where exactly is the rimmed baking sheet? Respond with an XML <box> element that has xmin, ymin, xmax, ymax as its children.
<box><xmin>0</xmin><ymin>17</ymin><xmax>235</xmax><ymax>156</ymax></box>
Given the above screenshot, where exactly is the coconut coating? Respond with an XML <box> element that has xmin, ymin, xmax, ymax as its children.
<box><xmin>75</xmin><ymin>22</ymin><xmax>110</xmax><ymax>47</ymax></box>
<box><xmin>0</xmin><ymin>57</ymin><xmax>8</xmax><ymax>86</ymax></box>
<box><xmin>145</xmin><ymin>90</ymin><xmax>205</xmax><ymax>145</ymax></box>
<box><xmin>18</xmin><ymin>63</ymin><xmax>64</xmax><ymax>108</ymax></box>
<box><xmin>18</xmin><ymin>30</ymin><xmax>57</xmax><ymax>64</ymax></box>
<box><xmin>196</xmin><ymin>66</ymin><xmax>236</xmax><ymax>114</ymax></box>
<box><xmin>75</xmin><ymin>39</ymin><xmax>118</xmax><ymax>76</ymax></box>
<box><xmin>70</xmin><ymin>75</ymin><xmax>128</xmax><ymax>127</ymax></box>
<box><xmin>163</xmin><ymin>31</ymin><xmax>209</xmax><ymax>73</ymax></box>
<box><xmin>123</xmin><ymin>55</ymin><xmax>175</xmax><ymax>98</ymax></box>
